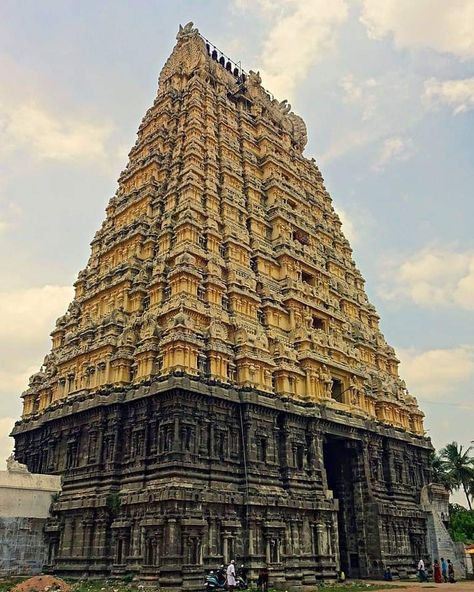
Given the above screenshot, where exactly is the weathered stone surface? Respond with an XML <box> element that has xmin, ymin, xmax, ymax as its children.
<box><xmin>11</xmin><ymin>22</ymin><xmax>432</xmax><ymax>589</ymax></box>
<box><xmin>0</xmin><ymin>461</ymin><xmax>61</xmax><ymax>575</ymax></box>
<box><xmin>0</xmin><ymin>517</ymin><xmax>50</xmax><ymax>575</ymax></box>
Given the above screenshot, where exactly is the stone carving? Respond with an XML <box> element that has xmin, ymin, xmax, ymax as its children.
<box><xmin>6</xmin><ymin>454</ymin><xmax>29</xmax><ymax>473</ymax></box>
<box><xmin>318</xmin><ymin>365</ymin><xmax>333</xmax><ymax>397</ymax></box>
<box><xmin>173</xmin><ymin>304</ymin><xmax>195</xmax><ymax>330</ymax></box>
<box><xmin>177</xmin><ymin>21</ymin><xmax>198</xmax><ymax>40</ymax></box>
<box><xmin>119</xmin><ymin>326</ymin><xmax>138</xmax><ymax>346</ymax></box>
<box><xmin>207</xmin><ymin>320</ymin><xmax>227</xmax><ymax>341</ymax></box>
<box><xmin>245</xmin><ymin>71</ymin><xmax>308</xmax><ymax>150</ymax></box>
<box><xmin>349</xmin><ymin>374</ymin><xmax>364</xmax><ymax>406</ymax></box>
<box><xmin>288</xmin><ymin>112</ymin><xmax>308</xmax><ymax>150</ymax></box>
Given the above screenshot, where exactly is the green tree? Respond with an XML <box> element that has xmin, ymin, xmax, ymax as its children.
<box><xmin>448</xmin><ymin>503</ymin><xmax>474</xmax><ymax>543</ymax></box>
<box><xmin>430</xmin><ymin>451</ymin><xmax>457</xmax><ymax>491</ymax></box>
<box><xmin>440</xmin><ymin>442</ymin><xmax>474</xmax><ymax>510</ymax></box>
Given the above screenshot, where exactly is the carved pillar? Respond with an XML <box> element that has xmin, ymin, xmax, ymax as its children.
<box><xmin>163</xmin><ymin>517</ymin><xmax>180</xmax><ymax>564</ymax></box>
<box><xmin>61</xmin><ymin>518</ymin><xmax>74</xmax><ymax>558</ymax></box>
<box><xmin>331</xmin><ymin>514</ymin><xmax>339</xmax><ymax>563</ymax></box>
<box><xmin>248</xmin><ymin>520</ymin><xmax>255</xmax><ymax>555</ymax></box>
<box><xmin>94</xmin><ymin>517</ymin><xmax>109</xmax><ymax>560</ymax></box>
<box><xmin>223</xmin><ymin>534</ymin><xmax>229</xmax><ymax>563</ymax></box>
<box><xmin>81</xmin><ymin>519</ymin><xmax>94</xmax><ymax>559</ymax></box>
<box><xmin>265</xmin><ymin>535</ymin><xmax>271</xmax><ymax>564</ymax></box>
<box><xmin>315</xmin><ymin>522</ymin><xmax>324</xmax><ymax>557</ymax></box>
<box><xmin>173</xmin><ymin>416</ymin><xmax>180</xmax><ymax>452</ymax></box>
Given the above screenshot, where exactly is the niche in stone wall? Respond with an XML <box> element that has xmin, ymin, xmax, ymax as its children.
<box><xmin>331</xmin><ymin>378</ymin><xmax>343</xmax><ymax>403</ymax></box>
<box><xmin>256</xmin><ymin>436</ymin><xmax>267</xmax><ymax>462</ymax></box>
<box><xmin>312</xmin><ymin>316</ymin><xmax>325</xmax><ymax>330</ymax></box>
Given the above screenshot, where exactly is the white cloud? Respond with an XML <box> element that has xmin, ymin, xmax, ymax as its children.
<box><xmin>0</xmin><ymin>55</ymin><xmax>121</xmax><ymax>170</ymax></box>
<box><xmin>0</xmin><ymin>285</ymin><xmax>73</xmax><ymax>422</ymax></box>
<box><xmin>0</xmin><ymin>285</ymin><xmax>73</xmax><ymax>343</ymax></box>
<box><xmin>320</xmin><ymin>71</ymin><xmax>423</xmax><ymax>164</ymax></box>
<box><xmin>337</xmin><ymin>206</ymin><xmax>374</xmax><ymax>248</ymax></box>
<box><xmin>0</xmin><ymin>365</ymin><xmax>38</xmax><ymax>400</ymax></box>
<box><xmin>340</xmin><ymin>74</ymin><xmax>378</xmax><ymax>120</ymax></box>
<box><xmin>360</xmin><ymin>0</ymin><xmax>474</xmax><ymax>59</ymax></box>
<box><xmin>0</xmin><ymin>200</ymin><xmax>22</xmax><ymax>233</ymax></box>
<box><xmin>372</xmin><ymin>136</ymin><xmax>416</xmax><ymax>171</ymax></box>
<box><xmin>338</xmin><ymin>209</ymin><xmax>358</xmax><ymax>246</ymax></box>
<box><xmin>319</xmin><ymin>128</ymin><xmax>373</xmax><ymax>164</ymax></box>
<box><xmin>235</xmin><ymin>0</ymin><xmax>349</xmax><ymax>100</ymax></box>
<box><xmin>0</xmin><ymin>100</ymin><xmax>113</xmax><ymax>163</ymax></box>
<box><xmin>423</xmin><ymin>77</ymin><xmax>474</xmax><ymax>114</ymax></box>
<box><xmin>380</xmin><ymin>247</ymin><xmax>474</xmax><ymax>310</ymax></box>
<box><xmin>398</xmin><ymin>346</ymin><xmax>474</xmax><ymax>400</ymax></box>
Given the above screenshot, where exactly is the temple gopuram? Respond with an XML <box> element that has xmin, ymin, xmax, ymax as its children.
<box><xmin>12</xmin><ymin>22</ymin><xmax>432</xmax><ymax>589</ymax></box>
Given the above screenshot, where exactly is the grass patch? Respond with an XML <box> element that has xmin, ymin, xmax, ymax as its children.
<box><xmin>258</xmin><ymin>583</ymin><xmax>405</xmax><ymax>592</ymax></box>
<box><xmin>0</xmin><ymin>578</ymin><xmax>27</xmax><ymax>592</ymax></box>
<box><xmin>67</xmin><ymin>581</ymin><xmax>139</xmax><ymax>592</ymax></box>
<box><xmin>317</xmin><ymin>584</ymin><xmax>404</xmax><ymax>592</ymax></box>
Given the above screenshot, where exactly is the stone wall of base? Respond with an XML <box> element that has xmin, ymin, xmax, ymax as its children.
<box><xmin>13</xmin><ymin>379</ymin><xmax>433</xmax><ymax>589</ymax></box>
<box><xmin>0</xmin><ymin>517</ymin><xmax>48</xmax><ymax>575</ymax></box>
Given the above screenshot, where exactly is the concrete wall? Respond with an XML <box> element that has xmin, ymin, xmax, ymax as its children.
<box><xmin>0</xmin><ymin>458</ymin><xmax>61</xmax><ymax>575</ymax></box>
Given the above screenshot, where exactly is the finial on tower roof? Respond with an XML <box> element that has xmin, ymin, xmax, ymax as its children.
<box><xmin>177</xmin><ymin>21</ymin><xmax>199</xmax><ymax>40</ymax></box>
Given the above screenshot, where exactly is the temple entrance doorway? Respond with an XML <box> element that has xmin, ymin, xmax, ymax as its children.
<box><xmin>323</xmin><ymin>436</ymin><xmax>361</xmax><ymax>578</ymax></box>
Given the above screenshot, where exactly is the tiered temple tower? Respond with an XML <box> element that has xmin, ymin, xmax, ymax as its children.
<box><xmin>12</xmin><ymin>23</ymin><xmax>432</xmax><ymax>589</ymax></box>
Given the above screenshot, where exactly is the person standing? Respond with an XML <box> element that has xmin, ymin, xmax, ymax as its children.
<box><xmin>226</xmin><ymin>559</ymin><xmax>237</xmax><ymax>591</ymax></box>
<box><xmin>418</xmin><ymin>558</ymin><xmax>428</xmax><ymax>582</ymax></box>
<box><xmin>257</xmin><ymin>566</ymin><xmax>269</xmax><ymax>592</ymax></box>
<box><xmin>434</xmin><ymin>559</ymin><xmax>442</xmax><ymax>583</ymax></box>
<box><xmin>441</xmin><ymin>558</ymin><xmax>448</xmax><ymax>583</ymax></box>
<box><xmin>447</xmin><ymin>559</ymin><xmax>455</xmax><ymax>583</ymax></box>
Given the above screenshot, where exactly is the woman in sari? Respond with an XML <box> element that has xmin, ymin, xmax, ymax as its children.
<box><xmin>433</xmin><ymin>559</ymin><xmax>442</xmax><ymax>583</ymax></box>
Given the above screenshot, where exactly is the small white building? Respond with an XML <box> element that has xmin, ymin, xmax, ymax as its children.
<box><xmin>465</xmin><ymin>545</ymin><xmax>474</xmax><ymax>577</ymax></box>
<box><xmin>0</xmin><ymin>455</ymin><xmax>61</xmax><ymax>575</ymax></box>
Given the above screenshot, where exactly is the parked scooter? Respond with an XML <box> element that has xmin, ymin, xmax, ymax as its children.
<box><xmin>205</xmin><ymin>565</ymin><xmax>226</xmax><ymax>591</ymax></box>
<box><xmin>205</xmin><ymin>563</ymin><xmax>248</xmax><ymax>591</ymax></box>
<box><xmin>236</xmin><ymin>564</ymin><xmax>248</xmax><ymax>589</ymax></box>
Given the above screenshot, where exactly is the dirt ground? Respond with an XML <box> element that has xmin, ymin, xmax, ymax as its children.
<box><xmin>9</xmin><ymin>575</ymin><xmax>71</xmax><ymax>592</ymax></box>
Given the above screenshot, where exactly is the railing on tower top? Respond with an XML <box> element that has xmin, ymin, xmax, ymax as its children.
<box><xmin>199</xmin><ymin>33</ymin><xmax>247</xmax><ymax>84</ymax></box>
<box><xmin>199</xmin><ymin>33</ymin><xmax>277</xmax><ymax>104</ymax></box>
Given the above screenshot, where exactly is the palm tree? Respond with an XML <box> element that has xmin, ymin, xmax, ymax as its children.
<box><xmin>430</xmin><ymin>451</ymin><xmax>457</xmax><ymax>491</ymax></box>
<box><xmin>439</xmin><ymin>442</ymin><xmax>474</xmax><ymax>510</ymax></box>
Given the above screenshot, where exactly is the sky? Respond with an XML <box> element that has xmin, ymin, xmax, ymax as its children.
<box><xmin>0</xmin><ymin>1</ymin><xmax>473</xmax><ymax>500</ymax></box>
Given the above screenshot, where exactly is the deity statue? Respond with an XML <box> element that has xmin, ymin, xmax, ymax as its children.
<box><xmin>318</xmin><ymin>365</ymin><xmax>333</xmax><ymax>397</ymax></box>
<box><xmin>349</xmin><ymin>375</ymin><xmax>363</xmax><ymax>406</ymax></box>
